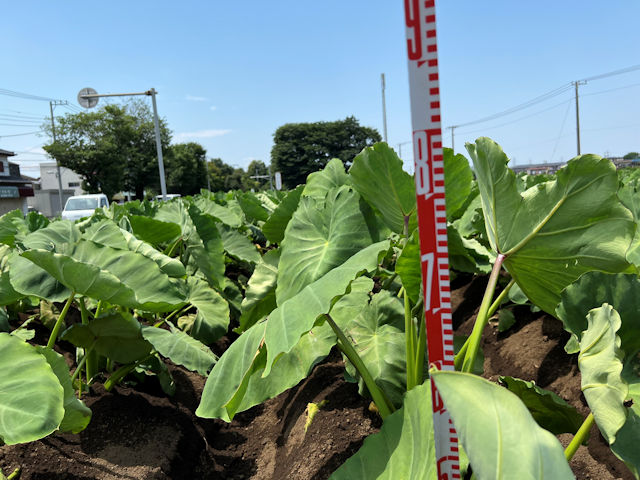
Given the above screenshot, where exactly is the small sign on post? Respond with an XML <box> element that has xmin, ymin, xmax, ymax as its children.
<box><xmin>274</xmin><ymin>172</ymin><xmax>282</xmax><ymax>190</ymax></box>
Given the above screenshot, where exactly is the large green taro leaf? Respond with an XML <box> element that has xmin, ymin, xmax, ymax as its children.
<box><xmin>264</xmin><ymin>240</ymin><xmax>390</xmax><ymax>376</ymax></box>
<box><xmin>556</xmin><ymin>273</ymin><xmax>640</xmax><ymax>354</ymax></box>
<box><xmin>218</xmin><ymin>225</ymin><xmax>260</xmax><ymax>264</ymax></box>
<box><xmin>21</xmin><ymin>220</ymin><xmax>81</xmax><ymax>251</ymax></box>
<box><xmin>443</xmin><ymin>147</ymin><xmax>473</xmax><ymax>220</ymax></box>
<box><xmin>616</xmin><ymin>352</ymin><xmax>640</xmax><ymax>478</ymax></box>
<box><xmin>0</xmin><ymin>246</ymin><xmax>24</xmax><ymax>306</ymax></box>
<box><xmin>61</xmin><ymin>312</ymin><xmax>152</xmax><ymax>364</ymax></box>
<box><xmin>467</xmin><ymin>137</ymin><xmax>634</xmax><ymax>314</ymax></box>
<box><xmin>0</xmin><ymin>210</ymin><xmax>29</xmax><ymax>247</ymax></box>
<box><xmin>36</xmin><ymin>346</ymin><xmax>91</xmax><ymax>434</ymax></box>
<box><xmin>618</xmin><ymin>178</ymin><xmax>640</xmax><ymax>268</ymax></box>
<box><xmin>6</xmin><ymin>253</ymin><xmax>70</xmax><ymax>303</ymax></box>
<box><xmin>276</xmin><ymin>185</ymin><xmax>374</xmax><ymax>304</ymax></box>
<box><xmin>196</xmin><ymin>320</ymin><xmax>267</xmax><ymax>421</ymax></box>
<box><xmin>196</xmin><ymin>279</ymin><xmax>372</xmax><ymax>422</ymax></box>
<box><xmin>235</xmin><ymin>192</ymin><xmax>270</xmax><ymax>223</ymax></box>
<box><xmin>83</xmin><ymin>220</ymin><xmax>185</xmax><ymax>277</ymax></box>
<box><xmin>129</xmin><ymin>215</ymin><xmax>182</xmax><ymax>246</ymax></box>
<box><xmin>193</xmin><ymin>197</ymin><xmax>242</xmax><ymax>228</ymax></box>
<box><xmin>0</xmin><ymin>333</ymin><xmax>64</xmax><ymax>444</ymax></box>
<box><xmin>349</xmin><ymin>143</ymin><xmax>416</xmax><ymax>235</ymax></box>
<box><xmin>186</xmin><ymin>276</ymin><xmax>230</xmax><ymax>345</ymax></box>
<box><xmin>238</xmin><ymin>249</ymin><xmax>279</xmax><ymax>333</ymax></box>
<box><xmin>141</xmin><ymin>323</ymin><xmax>217</xmax><ymax>376</ymax></box>
<box><xmin>396</xmin><ymin>231</ymin><xmax>421</xmax><ymax>304</ymax></box>
<box><xmin>329</xmin><ymin>381</ymin><xmax>437</xmax><ymax>480</ymax></box>
<box><xmin>499</xmin><ymin>376</ymin><xmax>583</xmax><ymax>435</ymax></box>
<box><xmin>302</xmin><ymin>158</ymin><xmax>351</xmax><ymax>200</ymax></box>
<box><xmin>21</xmin><ymin>239</ymin><xmax>186</xmax><ymax>312</ymax></box>
<box><xmin>432</xmin><ymin>370</ymin><xmax>574</xmax><ymax>480</ymax></box>
<box><xmin>343</xmin><ymin>291</ymin><xmax>406</xmax><ymax>408</ymax></box>
<box><xmin>578</xmin><ymin>305</ymin><xmax>627</xmax><ymax>444</ymax></box>
<box><xmin>186</xmin><ymin>204</ymin><xmax>226</xmax><ymax>289</ymax></box>
<box><xmin>262</xmin><ymin>185</ymin><xmax>304</xmax><ymax>244</ymax></box>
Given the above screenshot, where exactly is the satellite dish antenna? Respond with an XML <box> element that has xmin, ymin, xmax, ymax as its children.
<box><xmin>78</xmin><ymin>87</ymin><xmax>99</xmax><ymax>109</ymax></box>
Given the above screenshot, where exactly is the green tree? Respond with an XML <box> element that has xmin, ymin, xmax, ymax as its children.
<box><xmin>270</xmin><ymin>116</ymin><xmax>381</xmax><ymax>188</ymax></box>
<box><xmin>164</xmin><ymin>142</ymin><xmax>208</xmax><ymax>195</ymax></box>
<box><xmin>43</xmin><ymin>101</ymin><xmax>171</xmax><ymax>200</ymax></box>
<box><xmin>623</xmin><ymin>152</ymin><xmax>640</xmax><ymax>160</ymax></box>
<box><xmin>207</xmin><ymin>158</ymin><xmax>250</xmax><ymax>192</ymax></box>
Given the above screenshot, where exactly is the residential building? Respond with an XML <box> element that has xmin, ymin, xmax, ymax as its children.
<box><xmin>39</xmin><ymin>162</ymin><xmax>84</xmax><ymax>195</ymax></box>
<box><xmin>0</xmin><ymin>149</ymin><xmax>35</xmax><ymax>216</ymax></box>
<box><xmin>510</xmin><ymin>161</ymin><xmax>565</xmax><ymax>175</ymax></box>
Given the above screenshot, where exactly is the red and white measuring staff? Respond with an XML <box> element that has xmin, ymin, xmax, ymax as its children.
<box><xmin>404</xmin><ymin>1</ymin><xmax>460</xmax><ymax>478</ymax></box>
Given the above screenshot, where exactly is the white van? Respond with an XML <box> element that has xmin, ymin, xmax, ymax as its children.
<box><xmin>61</xmin><ymin>194</ymin><xmax>109</xmax><ymax>221</ymax></box>
<box><xmin>155</xmin><ymin>194</ymin><xmax>181</xmax><ymax>201</ymax></box>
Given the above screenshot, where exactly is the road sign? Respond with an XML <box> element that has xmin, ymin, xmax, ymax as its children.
<box><xmin>403</xmin><ymin>1</ymin><xmax>460</xmax><ymax>479</ymax></box>
<box><xmin>77</xmin><ymin>88</ymin><xmax>99</xmax><ymax>109</ymax></box>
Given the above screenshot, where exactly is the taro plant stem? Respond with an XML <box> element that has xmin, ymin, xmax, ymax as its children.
<box><xmin>70</xmin><ymin>340</ymin><xmax>97</xmax><ymax>385</ymax></box>
<box><xmin>104</xmin><ymin>354</ymin><xmax>154</xmax><ymax>391</ymax></box>
<box><xmin>461</xmin><ymin>254</ymin><xmax>506</xmax><ymax>373</ymax></box>
<box><xmin>46</xmin><ymin>293</ymin><xmax>76</xmax><ymax>349</ymax></box>
<box><xmin>454</xmin><ymin>278</ymin><xmax>515</xmax><ymax>370</ymax></box>
<box><xmin>564</xmin><ymin>413</ymin><xmax>594</xmax><ymax>461</ymax></box>
<box><xmin>79</xmin><ymin>298</ymin><xmax>97</xmax><ymax>383</ymax></box>
<box><xmin>324</xmin><ymin>314</ymin><xmax>394</xmax><ymax>419</ymax></box>
<box><xmin>405</xmin><ymin>289</ymin><xmax>417</xmax><ymax>390</ymax></box>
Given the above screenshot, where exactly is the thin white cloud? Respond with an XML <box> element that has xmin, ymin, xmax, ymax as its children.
<box><xmin>185</xmin><ymin>95</ymin><xmax>208</xmax><ymax>102</ymax></box>
<box><xmin>175</xmin><ymin>129</ymin><xmax>232</xmax><ymax>140</ymax></box>
<box><xmin>209</xmin><ymin>105</ymin><xmax>217</xmax><ymax>111</ymax></box>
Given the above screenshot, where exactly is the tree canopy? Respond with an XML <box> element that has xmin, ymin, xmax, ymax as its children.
<box><xmin>164</xmin><ymin>142</ymin><xmax>209</xmax><ymax>195</ymax></box>
<box><xmin>43</xmin><ymin>101</ymin><xmax>171</xmax><ymax>200</ymax></box>
<box><xmin>270</xmin><ymin>116</ymin><xmax>381</xmax><ymax>188</ymax></box>
<box><xmin>623</xmin><ymin>152</ymin><xmax>640</xmax><ymax>160</ymax></box>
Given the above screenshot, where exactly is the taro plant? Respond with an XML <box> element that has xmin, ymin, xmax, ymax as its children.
<box><xmin>331</xmin><ymin>138</ymin><xmax>639</xmax><ymax>479</ymax></box>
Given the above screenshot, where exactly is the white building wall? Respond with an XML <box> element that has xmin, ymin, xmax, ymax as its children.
<box><xmin>39</xmin><ymin>163</ymin><xmax>84</xmax><ymax>195</ymax></box>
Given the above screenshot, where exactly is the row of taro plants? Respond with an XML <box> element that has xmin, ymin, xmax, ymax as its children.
<box><xmin>1</xmin><ymin>138</ymin><xmax>640</xmax><ymax>479</ymax></box>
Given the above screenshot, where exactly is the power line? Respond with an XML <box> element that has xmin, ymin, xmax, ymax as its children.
<box><xmin>0</xmin><ymin>88</ymin><xmax>58</xmax><ymax>102</ymax></box>
<box><xmin>582</xmin><ymin>81</ymin><xmax>640</xmax><ymax>98</ymax></box>
<box><xmin>456</xmin><ymin>98</ymin><xmax>572</xmax><ymax>136</ymax></box>
<box><xmin>448</xmin><ymin>63</ymin><xmax>640</xmax><ymax>130</ymax></box>
<box><xmin>451</xmin><ymin>84</ymin><xmax>573</xmax><ymax>128</ymax></box>
<box><xmin>578</xmin><ymin>64</ymin><xmax>640</xmax><ymax>83</ymax></box>
<box><xmin>0</xmin><ymin>130</ymin><xmax>42</xmax><ymax>138</ymax></box>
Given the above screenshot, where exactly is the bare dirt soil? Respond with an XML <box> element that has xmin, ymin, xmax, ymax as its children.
<box><xmin>0</xmin><ymin>274</ymin><xmax>634</xmax><ymax>479</ymax></box>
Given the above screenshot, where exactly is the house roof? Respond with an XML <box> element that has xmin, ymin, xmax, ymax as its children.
<box><xmin>0</xmin><ymin>148</ymin><xmax>16</xmax><ymax>157</ymax></box>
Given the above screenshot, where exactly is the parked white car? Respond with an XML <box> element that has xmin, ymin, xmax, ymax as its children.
<box><xmin>61</xmin><ymin>194</ymin><xmax>109</xmax><ymax>221</ymax></box>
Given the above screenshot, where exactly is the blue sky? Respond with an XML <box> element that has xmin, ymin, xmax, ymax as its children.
<box><xmin>2</xmin><ymin>1</ymin><xmax>639</xmax><ymax>179</ymax></box>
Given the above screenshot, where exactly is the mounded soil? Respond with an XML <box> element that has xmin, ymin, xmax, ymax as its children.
<box><xmin>0</xmin><ymin>274</ymin><xmax>634</xmax><ymax>479</ymax></box>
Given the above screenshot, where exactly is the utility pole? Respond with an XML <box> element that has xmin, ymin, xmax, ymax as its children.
<box><xmin>49</xmin><ymin>100</ymin><xmax>68</xmax><ymax>214</ymax></box>
<box><xmin>446</xmin><ymin>126</ymin><xmax>457</xmax><ymax>153</ymax></box>
<box><xmin>381</xmin><ymin>73</ymin><xmax>388</xmax><ymax>143</ymax></box>
<box><xmin>573</xmin><ymin>81</ymin><xmax>586</xmax><ymax>156</ymax></box>
<box><xmin>397</xmin><ymin>141</ymin><xmax>411</xmax><ymax>159</ymax></box>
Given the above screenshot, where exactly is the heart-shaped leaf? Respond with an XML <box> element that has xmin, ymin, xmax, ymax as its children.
<box><xmin>330</xmin><ymin>381</ymin><xmax>437</xmax><ymax>480</ymax></box>
<box><xmin>276</xmin><ymin>185</ymin><xmax>375</xmax><ymax>304</ymax></box>
<box><xmin>142</xmin><ymin>323</ymin><xmax>217</xmax><ymax>376</ymax></box>
<box><xmin>468</xmin><ymin>137</ymin><xmax>634</xmax><ymax>314</ymax></box>
<box><xmin>349</xmin><ymin>143</ymin><xmax>416</xmax><ymax>234</ymax></box>
<box><xmin>0</xmin><ymin>333</ymin><xmax>64</xmax><ymax>444</ymax></box>
<box><xmin>432</xmin><ymin>370</ymin><xmax>574</xmax><ymax>479</ymax></box>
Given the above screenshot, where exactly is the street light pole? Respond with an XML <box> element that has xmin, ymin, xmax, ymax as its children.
<box><xmin>149</xmin><ymin>89</ymin><xmax>167</xmax><ymax>200</ymax></box>
<box><xmin>78</xmin><ymin>88</ymin><xmax>168</xmax><ymax>201</ymax></box>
